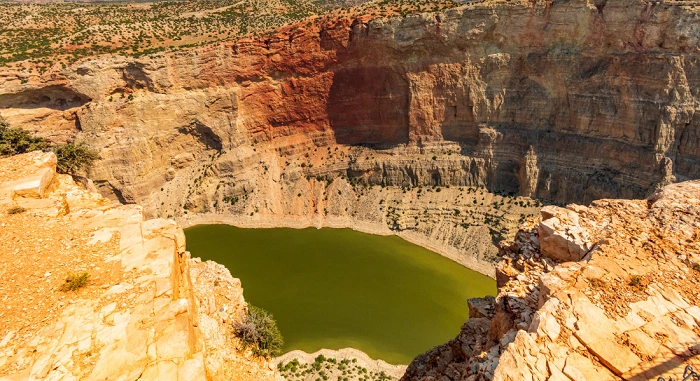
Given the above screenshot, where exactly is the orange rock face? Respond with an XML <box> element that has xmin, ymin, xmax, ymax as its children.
<box><xmin>1</xmin><ymin>0</ymin><xmax>698</xmax><ymax>208</ymax></box>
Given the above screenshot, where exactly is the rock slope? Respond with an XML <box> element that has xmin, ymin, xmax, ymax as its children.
<box><xmin>2</xmin><ymin>0</ymin><xmax>699</xmax><ymax>271</ymax></box>
<box><xmin>2</xmin><ymin>0</ymin><xmax>699</xmax><ymax>204</ymax></box>
<box><xmin>0</xmin><ymin>152</ymin><xmax>275</xmax><ymax>381</ymax></box>
<box><xmin>403</xmin><ymin>180</ymin><xmax>700</xmax><ymax>381</ymax></box>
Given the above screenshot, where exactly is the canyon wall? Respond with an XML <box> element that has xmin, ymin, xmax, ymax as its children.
<box><xmin>403</xmin><ymin>179</ymin><xmax>700</xmax><ymax>381</ymax></box>
<box><xmin>0</xmin><ymin>152</ymin><xmax>276</xmax><ymax>381</ymax></box>
<box><xmin>1</xmin><ymin>0</ymin><xmax>699</xmax><ymax>269</ymax></box>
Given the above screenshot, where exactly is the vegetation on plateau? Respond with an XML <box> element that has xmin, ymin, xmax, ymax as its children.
<box><xmin>233</xmin><ymin>304</ymin><xmax>284</xmax><ymax>357</ymax></box>
<box><xmin>0</xmin><ymin>0</ymin><xmax>461</xmax><ymax>74</ymax></box>
<box><xmin>278</xmin><ymin>355</ymin><xmax>393</xmax><ymax>381</ymax></box>
<box><xmin>6</xmin><ymin>206</ymin><xmax>27</xmax><ymax>215</ymax></box>
<box><xmin>0</xmin><ymin>116</ymin><xmax>99</xmax><ymax>176</ymax></box>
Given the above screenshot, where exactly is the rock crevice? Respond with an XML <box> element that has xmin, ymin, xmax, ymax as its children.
<box><xmin>0</xmin><ymin>152</ymin><xmax>275</xmax><ymax>381</ymax></box>
<box><xmin>403</xmin><ymin>180</ymin><xmax>700</xmax><ymax>381</ymax></box>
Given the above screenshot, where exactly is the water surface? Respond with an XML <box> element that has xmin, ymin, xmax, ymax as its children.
<box><xmin>185</xmin><ymin>225</ymin><xmax>496</xmax><ymax>365</ymax></box>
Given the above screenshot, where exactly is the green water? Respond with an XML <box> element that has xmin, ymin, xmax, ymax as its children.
<box><xmin>184</xmin><ymin>225</ymin><xmax>496</xmax><ymax>365</ymax></box>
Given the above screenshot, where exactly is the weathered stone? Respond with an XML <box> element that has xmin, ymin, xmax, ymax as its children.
<box><xmin>0</xmin><ymin>152</ymin><xmax>273</xmax><ymax>381</ymax></box>
<box><xmin>468</xmin><ymin>296</ymin><xmax>495</xmax><ymax>319</ymax></box>
<box><xmin>538</xmin><ymin>215</ymin><xmax>592</xmax><ymax>262</ymax></box>
<box><xmin>563</xmin><ymin>353</ymin><xmax>617</xmax><ymax>381</ymax></box>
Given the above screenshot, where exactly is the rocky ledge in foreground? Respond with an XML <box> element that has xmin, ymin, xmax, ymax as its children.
<box><xmin>404</xmin><ymin>180</ymin><xmax>700</xmax><ymax>381</ymax></box>
<box><xmin>0</xmin><ymin>151</ymin><xmax>275</xmax><ymax>381</ymax></box>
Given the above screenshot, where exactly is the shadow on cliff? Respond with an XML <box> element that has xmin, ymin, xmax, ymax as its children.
<box><xmin>326</xmin><ymin>67</ymin><xmax>410</xmax><ymax>147</ymax></box>
<box><xmin>0</xmin><ymin>85</ymin><xmax>91</xmax><ymax>111</ymax></box>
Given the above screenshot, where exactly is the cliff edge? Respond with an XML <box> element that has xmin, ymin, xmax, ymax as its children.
<box><xmin>0</xmin><ymin>151</ymin><xmax>275</xmax><ymax>381</ymax></box>
<box><xmin>404</xmin><ymin>180</ymin><xmax>700</xmax><ymax>381</ymax></box>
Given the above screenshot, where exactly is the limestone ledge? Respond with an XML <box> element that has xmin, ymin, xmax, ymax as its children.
<box><xmin>404</xmin><ymin>180</ymin><xmax>700</xmax><ymax>381</ymax></box>
<box><xmin>0</xmin><ymin>152</ymin><xmax>274</xmax><ymax>381</ymax></box>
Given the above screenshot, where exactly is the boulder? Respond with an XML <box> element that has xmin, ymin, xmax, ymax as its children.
<box><xmin>538</xmin><ymin>206</ymin><xmax>593</xmax><ymax>262</ymax></box>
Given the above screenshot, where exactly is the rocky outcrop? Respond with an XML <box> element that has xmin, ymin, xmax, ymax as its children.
<box><xmin>2</xmin><ymin>0</ymin><xmax>700</xmax><ymax>203</ymax></box>
<box><xmin>2</xmin><ymin>0</ymin><xmax>699</xmax><ymax>272</ymax></box>
<box><xmin>402</xmin><ymin>180</ymin><xmax>700</xmax><ymax>381</ymax></box>
<box><xmin>0</xmin><ymin>152</ymin><xmax>275</xmax><ymax>381</ymax></box>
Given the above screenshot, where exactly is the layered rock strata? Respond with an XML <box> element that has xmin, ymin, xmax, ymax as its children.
<box><xmin>1</xmin><ymin>0</ymin><xmax>698</xmax><ymax>205</ymax></box>
<box><xmin>403</xmin><ymin>180</ymin><xmax>700</xmax><ymax>381</ymax></box>
<box><xmin>3</xmin><ymin>0</ymin><xmax>700</xmax><ymax>270</ymax></box>
<box><xmin>0</xmin><ymin>152</ymin><xmax>275</xmax><ymax>381</ymax></box>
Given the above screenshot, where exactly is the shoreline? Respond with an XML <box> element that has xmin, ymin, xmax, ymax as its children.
<box><xmin>274</xmin><ymin>347</ymin><xmax>407</xmax><ymax>380</ymax></box>
<box><xmin>179</xmin><ymin>212</ymin><xmax>497</xmax><ymax>278</ymax></box>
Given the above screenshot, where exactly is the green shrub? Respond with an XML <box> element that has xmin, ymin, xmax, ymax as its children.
<box><xmin>233</xmin><ymin>304</ymin><xmax>283</xmax><ymax>357</ymax></box>
<box><xmin>60</xmin><ymin>272</ymin><xmax>90</xmax><ymax>291</ymax></box>
<box><xmin>0</xmin><ymin>117</ymin><xmax>99</xmax><ymax>175</ymax></box>
<box><xmin>0</xmin><ymin>118</ymin><xmax>50</xmax><ymax>156</ymax></box>
<box><xmin>628</xmin><ymin>275</ymin><xmax>642</xmax><ymax>289</ymax></box>
<box><xmin>588</xmin><ymin>277</ymin><xmax>607</xmax><ymax>289</ymax></box>
<box><xmin>53</xmin><ymin>141</ymin><xmax>100</xmax><ymax>175</ymax></box>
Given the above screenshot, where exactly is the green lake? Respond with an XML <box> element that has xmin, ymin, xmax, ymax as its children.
<box><xmin>184</xmin><ymin>225</ymin><xmax>496</xmax><ymax>365</ymax></box>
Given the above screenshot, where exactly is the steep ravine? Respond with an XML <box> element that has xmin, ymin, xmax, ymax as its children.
<box><xmin>1</xmin><ymin>0</ymin><xmax>700</xmax><ymax>378</ymax></box>
<box><xmin>2</xmin><ymin>0</ymin><xmax>699</xmax><ymax>273</ymax></box>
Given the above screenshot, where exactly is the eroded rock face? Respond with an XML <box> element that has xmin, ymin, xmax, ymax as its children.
<box><xmin>2</xmin><ymin>0</ymin><xmax>699</xmax><ymax>271</ymax></box>
<box><xmin>0</xmin><ymin>152</ymin><xmax>274</xmax><ymax>381</ymax></box>
<box><xmin>2</xmin><ymin>0</ymin><xmax>699</xmax><ymax>206</ymax></box>
<box><xmin>403</xmin><ymin>180</ymin><xmax>700</xmax><ymax>381</ymax></box>
<box><xmin>537</xmin><ymin>206</ymin><xmax>593</xmax><ymax>262</ymax></box>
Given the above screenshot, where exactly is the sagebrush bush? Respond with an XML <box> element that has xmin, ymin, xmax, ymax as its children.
<box><xmin>0</xmin><ymin>116</ymin><xmax>99</xmax><ymax>175</ymax></box>
<box><xmin>233</xmin><ymin>305</ymin><xmax>284</xmax><ymax>357</ymax></box>
<box><xmin>6</xmin><ymin>206</ymin><xmax>26</xmax><ymax>215</ymax></box>
<box><xmin>53</xmin><ymin>141</ymin><xmax>100</xmax><ymax>175</ymax></box>
<box><xmin>0</xmin><ymin>117</ymin><xmax>50</xmax><ymax>156</ymax></box>
<box><xmin>60</xmin><ymin>272</ymin><xmax>90</xmax><ymax>291</ymax></box>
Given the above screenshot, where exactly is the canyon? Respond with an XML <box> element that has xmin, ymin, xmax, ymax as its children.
<box><xmin>1</xmin><ymin>0</ymin><xmax>700</xmax><ymax>379</ymax></box>
<box><xmin>4</xmin><ymin>0</ymin><xmax>700</xmax><ymax>271</ymax></box>
<box><xmin>403</xmin><ymin>179</ymin><xmax>700</xmax><ymax>381</ymax></box>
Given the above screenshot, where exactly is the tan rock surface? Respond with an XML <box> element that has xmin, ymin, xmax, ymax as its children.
<box><xmin>5</xmin><ymin>0</ymin><xmax>700</xmax><ymax>273</ymax></box>
<box><xmin>0</xmin><ymin>152</ymin><xmax>275</xmax><ymax>381</ymax></box>
<box><xmin>403</xmin><ymin>180</ymin><xmax>700</xmax><ymax>381</ymax></box>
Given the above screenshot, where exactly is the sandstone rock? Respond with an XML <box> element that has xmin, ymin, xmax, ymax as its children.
<box><xmin>563</xmin><ymin>353</ymin><xmax>617</xmax><ymax>381</ymax></box>
<box><xmin>0</xmin><ymin>151</ymin><xmax>56</xmax><ymax>199</ymax></box>
<box><xmin>468</xmin><ymin>296</ymin><xmax>495</xmax><ymax>319</ymax></box>
<box><xmin>0</xmin><ymin>152</ymin><xmax>272</xmax><ymax>381</ymax></box>
<box><xmin>538</xmin><ymin>206</ymin><xmax>593</xmax><ymax>262</ymax></box>
<box><xmin>406</xmin><ymin>180</ymin><xmax>700</xmax><ymax>381</ymax></box>
<box><xmin>172</xmin><ymin>153</ymin><xmax>195</xmax><ymax>169</ymax></box>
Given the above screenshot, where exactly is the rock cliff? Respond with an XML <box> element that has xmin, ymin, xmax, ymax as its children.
<box><xmin>0</xmin><ymin>152</ymin><xmax>275</xmax><ymax>381</ymax></box>
<box><xmin>403</xmin><ymin>179</ymin><xmax>700</xmax><ymax>381</ymax></box>
<box><xmin>3</xmin><ymin>0</ymin><xmax>700</xmax><ymax>270</ymax></box>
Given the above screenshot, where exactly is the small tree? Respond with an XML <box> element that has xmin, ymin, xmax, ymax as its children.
<box><xmin>233</xmin><ymin>305</ymin><xmax>284</xmax><ymax>357</ymax></box>
<box><xmin>0</xmin><ymin>116</ymin><xmax>99</xmax><ymax>176</ymax></box>
<box><xmin>0</xmin><ymin>116</ymin><xmax>50</xmax><ymax>156</ymax></box>
<box><xmin>53</xmin><ymin>141</ymin><xmax>100</xmax><ymax>176</ymax></box>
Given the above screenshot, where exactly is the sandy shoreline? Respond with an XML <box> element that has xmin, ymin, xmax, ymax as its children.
<box><xmin>179</xmin><ymin>212</ymin><xmax>497</xmax><ymax>278</ymax></box>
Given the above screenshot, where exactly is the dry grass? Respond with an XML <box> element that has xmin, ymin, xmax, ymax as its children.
<box><xmin>6</xmin><ymin>206</ymin><xmax>26</xmax><ymax>215</ymax></box>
